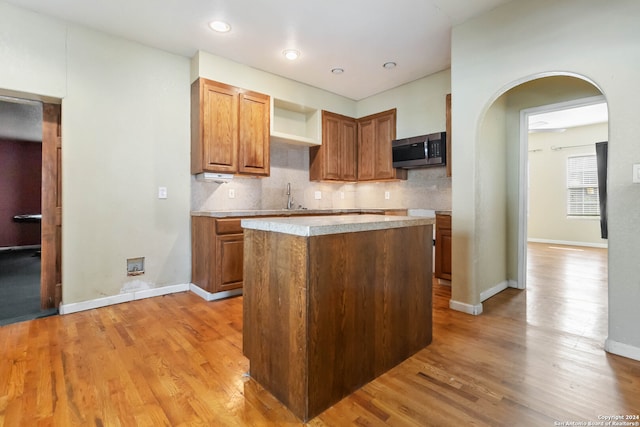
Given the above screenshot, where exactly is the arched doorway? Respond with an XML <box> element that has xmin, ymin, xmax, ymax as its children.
<box><xmin>475</xmin><ymin>74</ymin><xmax>609</xmax><ymax>340</ymax></box>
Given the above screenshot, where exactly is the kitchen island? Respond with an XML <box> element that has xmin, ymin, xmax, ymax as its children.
<box><xmin>241</xmin><ymin>214</ymin><xmax>435</xmax><ymax>421</ymax></box>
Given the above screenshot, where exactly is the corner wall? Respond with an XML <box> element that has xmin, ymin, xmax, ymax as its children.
<box><xmin>0</xmin><ymin>3</ymin><xmax>192</xmax><ymax>304</ymax></box>
<box><xmin>451</xmin><ymin>0</ymin><xmax>640</xmax><ymax>358</ymax></box>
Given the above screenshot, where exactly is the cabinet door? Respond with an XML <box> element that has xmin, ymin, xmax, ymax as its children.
<box><xmin>191</xmin><ymin>216</ymin><xmax>216</xmax><ymax>292</ymax></box>
<box><xmin>435</xmin><ymin>214</ymin><xmax>452</xmax><ymax>280</ymax></box>
<box><xmin>373</xmin><ymin>111</ymin><xmax>396</xmax><ymax>179</ymax></box>
<box><xmin>357</xmin><ymin>109</ymin><xmax>399</xmax><ymax>181</ymax></box>
<box><xmin>201</xmin><ymin>80</ymin><xmax>239</xmax><ymax>173</ymax></box>
<box><xmin>311</xmin><ymin>111</ymin><xmax>357</xmax><ymax>181</ymax></box>
<box><xmin>216</xmin><ymin>233</ymin><xmax>244</xmax><ymax>292</ymax></box>
<box><xmin>238</xmin><ymin>90</ymin><xmax>270</xmax><ymax>176</ymax></box>
<box><xmin>357</xmin><ymin>118</ymin><xmax>375</xmax><ymax>181</ymax></box>
<box><xmin>321</xmin><ymin>111</ymin><xmax>342</xmax><ymax>180</ymax></box>
<box><xmin>341</xmin><ymin>118</ymin><xmax>358</xmax><ymax>181</ymax></box>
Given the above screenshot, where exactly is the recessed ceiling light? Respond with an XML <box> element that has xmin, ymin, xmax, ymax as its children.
<box><xmin>383</xmin><ymin>62</ymin><xmax>397</xmax><ymax>69</ymax></box>
<box><xmin>331</xmin><ymin>68</ymin><xmax>344</xmax><ymax>74</ymax></box>
<box><xmin>209</xmin><ymin>21</ymin><xmax>231</xmax><ymax>33</ymax></box>
<box><xmin>283</xmin><ymin>49</ymin><xmax>300</xmax><ymax>60</ymax></box>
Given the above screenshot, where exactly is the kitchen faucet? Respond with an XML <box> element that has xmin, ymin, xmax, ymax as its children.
<box><xmin>286</xmin><ymin>182</ymin><xmax>293</xmax><ymax>210</ymax></box>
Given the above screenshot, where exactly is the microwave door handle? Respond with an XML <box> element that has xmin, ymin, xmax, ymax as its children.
<box><xmin>424</xmin><ymin>138</ymin><xmax>429</xmax><ymax>159</ymax></box>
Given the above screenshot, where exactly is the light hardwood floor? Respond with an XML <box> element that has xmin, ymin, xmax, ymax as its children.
<box><xmin>1</xmin><ymin>243</ymin><xmax>638</xmax><ymax>426</ymax></box>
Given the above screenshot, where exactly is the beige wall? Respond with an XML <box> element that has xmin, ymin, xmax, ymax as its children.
<box><xmin>357</xmin><ymin>69</ymin><xmax>451</xmax><ymax>139</ymax></box>
<box><xmin>528</xmin><ymin>122</ymin><xmax>608</xmax><ymax>247</ymax></box>
<box><xmin>452</xmin><ymin>0</ymin><xmax>640</xmax><ymax>356</ymax></box>
<box><xmin>193</xmin><ymin>51</ymin><xmax>356</xmax><ymax>118</ymax></box>
<box><xmin>476</xmin><ymin>96</ymin><xmax>508</xmax><ymax>298</ymax></box>
<box><xmin>1</xmin><ymin>2</ymin><xmax>192</xmax><ymax>304</ymax></box>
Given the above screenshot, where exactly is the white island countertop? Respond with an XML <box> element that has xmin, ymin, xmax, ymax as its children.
<box><xmin>241</xmin><ymin>214</ymin><xmax>435</xmax><ymax>237</ymax></box>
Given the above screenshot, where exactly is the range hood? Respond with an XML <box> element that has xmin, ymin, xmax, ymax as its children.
<box><xmin>195</xmin><ymin>173</ymin><xmax>234</xmax><ymax>184</ymax></box>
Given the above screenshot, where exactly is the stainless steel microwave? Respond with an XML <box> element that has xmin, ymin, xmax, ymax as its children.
<box><xmin>392</xmin><ymin>132</ymin><xmax>446</xmax><ymax>169</ymax></box>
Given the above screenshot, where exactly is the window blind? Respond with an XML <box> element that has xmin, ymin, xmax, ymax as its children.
<box><xmin>567</xmin><ymin>155</ymin><xmax>600</xmax><ymax>216</ymax></box>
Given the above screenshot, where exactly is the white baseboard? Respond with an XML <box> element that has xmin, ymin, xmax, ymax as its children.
<box><xmin>527</xmin><ymin>238</ymin><xmax>608</xmax><ymax>249</ymax></box>
<box><xmin>59</xmin><ymin>283</ymin><xmax>190</xmax><ymax>315</ymax></box>
<box><xmin>480</xmin><ymin>280</ymin><xmax>510</xmax><ymax>302</ymax></box>
<box><xmin>604</xmin><ymin>338</ymin><xmax>640</xmax><ymax>362</ymax></box>
<box><xmin>189</xmin><ymin>284</ymin><xmax>243</xmax><ymax>301</ymax></box>
<box><xmin>449</xmin><ymin>299</ymin><xmax>483</xmax><ymax>315</ymax></box>
<box><xmin>134</xmin><ymin>283</ymin><xmax>190</xmax><ymax>300</ymax></box>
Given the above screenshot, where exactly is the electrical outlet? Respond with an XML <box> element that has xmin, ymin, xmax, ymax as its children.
<box><xmin>340</xmin><ymin>191</ymin><xmax>345</xmax><ymax>200</ymax></box>
<box><xmin>158</xmin><ymin>187</ymin><xmax>167</xmax><ymax>199</ymax></box>
<box><xmin>384</xmin><ymin>191</ymin><xmax>390</xmax><ymax>200</ymax></box>
<box><xmin>633</xmin><ymin>164</ymin><xmax>640</xmax><ymax>184</ymax></box>
<box><xmin>127</xmin><ymin>257</ymin><xmax>145</xmax><ymax>276</ymax></box>
<box><xmin>228</xmin><ymin>188</ymin><xmax>236</xmax><ymax>198</ymax></box>
<box><xmin>314</xmin><ymin>191</ymin><xmax>322</xmax><ymax>200</ymax></box>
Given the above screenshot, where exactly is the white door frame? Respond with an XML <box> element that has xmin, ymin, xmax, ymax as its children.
<box><xmin>516</xmin><ymin>95</ymin><xmax>607</xmax><ymax>289</ymax></box>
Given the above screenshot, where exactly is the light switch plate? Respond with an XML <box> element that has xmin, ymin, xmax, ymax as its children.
<box><xmin>633</xmin><ymin>164</ymin><xmax>640</xmax><ymax>183</ymax></box>
<box><xmin>228</xmin><ymin>189</ymin><xmax>236</xmax><ymax>198</ymax></box>
<box><xmin>158</xmin><ymin>187</ymin><xmax>167</xmax><ymax>199</ymax></box>
<box><xmin>314</xmin><ymin>191</ymin><xmax>322</xmax><ymax>200</ymax></box>
<box><xmin>384</xmin><ymin>191</ymin><xmax>390</xmax><ymax>200</ymax></box>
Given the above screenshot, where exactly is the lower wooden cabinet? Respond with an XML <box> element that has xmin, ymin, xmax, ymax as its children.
<box><xmin>192</xmin><ymin>211</ymin><xmax>410</xmax><ymax>295</ymax></box>
<box><xmin>215</xmin><ymin>234</ymin><xmax>244</xmax><ymax>291</ymax></box>
<box><xmin>192</xmin><ymin>217</ymin><xmax>244</xmax><ymax>293</ymax></box>
<box><xmin>434</xmin><ymin>213</ymin><xmax>452</xmax><ymax>281</ymax></box>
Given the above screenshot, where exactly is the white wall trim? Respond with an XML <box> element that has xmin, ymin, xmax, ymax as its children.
<box><xmin>508</xmin><ymin>280</ymin><xmax>519</xmax><ymax>289</ymax></box>
<box><xmin>59</xmin><ymin>283</ymin><xmax>190</xmax><ymax>315</ymax></box>
<box><xmin>527</xmin><ymin>238</ymin><xmax>608</xmax><ymax>249</ymax></box>
<box><xmin>189</xmin><ymin>284</ymin><xmax>243</xmax><ymax>301</ymax></box>
<box><xmin>605</xmin><ymin>338</ymin><xmax>640</xmax><ymax>362</ymax></box>
<box><xmin>449</xmin><ymin>299</ymin><xmax>483</xmax><ymax>315</ymax></box>
<box><xmin>134</xmin><ymin>283</ymin><xmax>190</xmax><ymax>300</ymax></box>
<box><xmin>480</xmin><ymin>281</ymin><xmax>510</xmax><ymax>302</ymax></box>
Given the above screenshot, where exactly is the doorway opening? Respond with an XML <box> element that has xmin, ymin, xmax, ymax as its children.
<box><xmin>519</xmin><ymin>94</ymin><xmax>609</xmax><ymax>340</ymax></box>
<box><xmin>0</xmin><ymin>95</ymin><xmax>61</xmax><ymax>325</ymax></box>
<box><xmin>472</xmin><ymin>74</ymin><xmax>609</xmax><ymax>343</ymax></box>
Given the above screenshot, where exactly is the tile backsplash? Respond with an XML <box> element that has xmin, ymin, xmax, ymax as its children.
<box><xmin>191</xmin><ymin>142</ymin><xmax>451</xmax><ymax>212</ymax></box>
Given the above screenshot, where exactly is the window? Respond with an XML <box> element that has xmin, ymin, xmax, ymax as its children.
<box><xmin>567</xmin><ymin>155</ymin><xmax>600</xmax><ymax>216</ymax></box>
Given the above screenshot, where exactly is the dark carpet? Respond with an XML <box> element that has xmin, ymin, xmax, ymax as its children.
<box><xmin>0</xmin><ymin>248</ymin><xmax>57</xmax><ymax>326</ymax></box>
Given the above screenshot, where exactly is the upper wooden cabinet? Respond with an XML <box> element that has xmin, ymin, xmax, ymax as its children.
<box><xmin>191</xmin><ymin>78</ymin><xmax>270</xmax><ymax>176</ymax></box>
<box><xmin>309</xmin><ymin>111</ymin><xmax>357</xmax><ymax>181</ymax></box>
<box><xmin>310</xmin><ymin>108</ymin><xmax>406</xmax><ymax>182</ymax></box>
<box><xmin>357</xmin><ymin>109</ymin><xmax>406</xmax><ymax>181</ymax></box>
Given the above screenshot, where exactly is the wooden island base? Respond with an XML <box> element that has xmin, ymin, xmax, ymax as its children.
<box><xmin>242</xmin><ymin>217</ymin><xmax>433</xmax><ymax>422</ymax></box>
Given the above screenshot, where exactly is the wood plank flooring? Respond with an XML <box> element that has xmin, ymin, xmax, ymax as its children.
<box><xmin>1</xmin><ymin>243</ymin><xmax>639</xmax><ymax>426</ymax></box>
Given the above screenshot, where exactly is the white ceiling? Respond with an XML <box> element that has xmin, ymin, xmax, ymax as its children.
<box><xmin>4</xmin><ymin>0</ymin><xmax>511</xmax><ymax>100</ymax></box>
<box><xmin>528</xmin><ymin>102</ymin><xmax>609</xmax><ymax>132</ymax></box>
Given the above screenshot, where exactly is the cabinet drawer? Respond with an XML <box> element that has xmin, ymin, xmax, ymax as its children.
<box><xmin>216</xmin><ymin>218</ymin><xmax>243</xmax><ymax>235</ymax></box>
<box><xmin>436</xmin><ymin>214</ymin><xmax>451</xmax><ymax>230</ymax></box>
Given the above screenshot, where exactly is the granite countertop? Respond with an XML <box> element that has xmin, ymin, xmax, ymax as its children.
<box><xmin>241</xmin><ymin>214</ymin><xmax>435</xmax><ymax>237</ymax></box>
<box><xmin>191</xmin><ymin>208</ymin><xmax>391</xmax><ymax>218</ymax></box>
